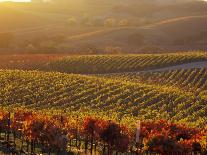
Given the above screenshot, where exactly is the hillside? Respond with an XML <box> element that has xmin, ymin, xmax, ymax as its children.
<box><xmin>0</xmin><ymin>1</ymin><xmax>207</xmax><ymax>154</ymax></box>
<box><xmin>7</xmin><ymin>13</ymin><xmax>207</xmax><ymax>53</ymax></box>
<box><xmin>0</xmin><ymin>52</ymin><xmax>207</xmax><ymax>72</ymax></box>
<box><xmin>0</xmin><ymin>70</ymin><xmax>206</xmax><ymax>127</ymax></box>
<box><xmin>97</xmin><ymin>68</ymin><xmax>207</xmax><ymax>98</ymax></box>
<box><xmin>0</xmin><ymin>53</ymin><xmax>206</xmax><ymax>153</ymax></box>
<box><xmin>44</xmin><ymin>53</ymin><xmax>207</xmax><ymax>74</ymax></box>
<box><xmin>62</xmin><ymin>15</ymin><xmax>207</xmax><ymax>52</ymax></box>
<box><xmin>0</xmin><ymin>1</ymin><xmax>207</xmax><ymax>53</ymax></box>
<box><xmin>0</xmin><ymin>53</ymin><xmax>206</xmax><ymax>127</ymax></box>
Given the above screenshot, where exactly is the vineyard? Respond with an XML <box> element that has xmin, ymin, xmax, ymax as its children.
<box><xmin>0</xmin><ymin>52</ymin><xmax>207</xmax><ymax>154</ymax></box>
<box><xmin>98</xmin><ymin>68</ymin><xmax>207</xmax><ymax>98</ymax></box>
<box><xmin>0</xmin><ymin>108</ymin><xmax>206</xmax><ymax>154</ymax></box>
<box><xmin>0</xmin><ymin>70</ymin><xmax>206</xmax><ymax>127</ymax></box>
<box><xmin>44</xmin><ymin>52</ymin><xmax>207</xmax><ymax>74</ymax></box>
<box><xmin>0</xmin><ymin>53</ymin><xmax>207</xmax><ymax>74</ymax></box>
<box><xmin>0</xmin><ymin>0</ymin><xmax>207</xmax><ymax>153</ymax></box>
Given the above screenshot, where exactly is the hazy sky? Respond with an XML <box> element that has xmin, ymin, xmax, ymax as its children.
<box><xmin>0</xmin><ymin>0</ymin><xmax>207</xmax><ymax>2</ymax></box>
<box><xmin>0</xmin><ymin>0</ymin><xmax>30</xmax><ymax>2</ymax></box>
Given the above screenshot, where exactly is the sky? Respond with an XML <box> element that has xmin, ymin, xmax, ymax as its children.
<box><xmin>0</xmin><ymin>0</ymin><xmax>30</xmax><ymax>2</ymax></box>
<box><xmin>0</xmin><ymin>0</ymin><xmax>206</xmax><ymax>1</ymax></box>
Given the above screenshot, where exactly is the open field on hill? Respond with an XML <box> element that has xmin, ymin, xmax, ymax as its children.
<box><xmin>0</xmin><ymin>70</ymin><xmax>206</xmax><ymax>127</ymax></box>
<box><xmin>28</xmin><ymin>14</ymin><xmax>207</xmax><ymax>53</ymax></box>
<box><xmin>43</xmin><ymin>14</ymin><xmax>207</xmax><ymax>53</ymax></box>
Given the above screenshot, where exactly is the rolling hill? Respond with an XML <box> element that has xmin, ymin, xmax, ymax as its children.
<box><xmin>0</xmin><ymin>1</ymin><xmax>207</xmax><ymax>154</ymax></box>
<box><xmin>0</xmin><ymin>53</ymin><xmax>206</xmax><ymax>128</ymax></box>
<box><xmin>44</xmin><ymin>53</ymin><xmax>207</xmax><ymax>74</ymax></box>
<box><xmin>97</xmin><ymin>68</ymin><xmax>207</xmax><ymax>98</ymax></box>
<box><xmin>0</xmin><ymin>52</ymin><xmax>206</xmax><ymax>72</ymax></box>
<box><xmin>62</xmin><ymin>15</ymin><xmax>207</xmax><ymax>52</ymax></box>
<box><xmin>0</xmin><ymin>1</ymin><xmax>207</xmax><ymax>53</ymax></box>
<box><xmin>0</xmin><ymin>70</ymin><xmax>206</xmax><ymax>127</ymax></box>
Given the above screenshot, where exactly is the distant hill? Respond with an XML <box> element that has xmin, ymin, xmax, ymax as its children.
<box><xmin>0</xmin><ymin>0</ymin><xmax>207</xmax><ymax>53</ymax></box>
<box><xmin>59</xmin><ymin>15</ymin><xmax>207</xmax><ymax>53</ymax></box>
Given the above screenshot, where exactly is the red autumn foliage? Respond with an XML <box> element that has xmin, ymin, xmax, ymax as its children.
<box><xmin>83</xmin><ymin>117</ymin><xmax>130</xmax><ymax>152</ymax></box>
<box><xmin>140</xmin><ymin>120</ymin><xmax>206</xmax><ymax>154</ymax></box>
<box><xmin>0</xmin><ymin>110</ymin><xmax>9</xmax><ymax>130</ymax></box>
<box><xmin>0</xmin><ymin>109</ymin><xmax>206</xmax><ymax>154</ymax></box>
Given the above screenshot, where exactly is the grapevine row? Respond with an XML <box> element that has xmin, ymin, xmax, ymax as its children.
<box><xmin>101</xmin><ymin>68</ymin><xmax>207</xmax><ymax>98</ymax></box>
<box><xmin>44</xmin><ymin>52</ymin><xmax>207</xmax><ymax>74</ymax></box>
<box><xmin>0</xmin><ymin>70</ymin><xmax>206</xmax><ymax>126</ymax></box>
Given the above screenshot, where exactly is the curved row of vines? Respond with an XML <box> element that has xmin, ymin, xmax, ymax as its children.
<box><xmin>44</xmin><ymin>52</ymin><xmax>207</xmax><ymax>74</ymax></box>
<box><xmin>99</xmin><ymin>68</ymin><xmax>207</xmax><ymax>98</ymax></box>
<box><xmin>0</xmin><ymin>70</ymin><xmax>206</xmax><ymax>127</ymax></box>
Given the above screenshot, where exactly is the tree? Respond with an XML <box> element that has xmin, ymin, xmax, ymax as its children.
<box><xmin>81</xmin><ymin>43</ymin><xmax>100</xmax><ymax>54</ymax></box>
<box><xmin>67</xmin><ymin>17</ymin><xmax>78</xmax><ymax>26</ymax></box>
<box><xmin>104</xmin><ymin>18</ymin><xmax>117</xmax><ymax>27</ymax></box>
<box><xmin>118</xmin><ymin>19</ymin><xmax>129</xmax><ymax>27</ymax></box>
<box><xmin>104</xmin><ymin>46</ymin><xmax>122</xmax><ymax>54</ymax></box>
<box><xmin>100</xmin><ymin>121</ymin><xmax>130</xmax><ymax>153</ymax></box>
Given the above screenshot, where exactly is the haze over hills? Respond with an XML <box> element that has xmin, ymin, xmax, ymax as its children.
<box><xmin>0</xmin><ymin>0</ymin><xmax>207</xmax><ymax>53</ymax></box>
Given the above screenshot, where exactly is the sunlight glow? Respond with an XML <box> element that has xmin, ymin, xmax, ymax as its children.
<box><xmin>0</xmin><ymin>0</ymin><xmax>30</xmax><ymax>2</ymax></box>
<box><xmin>0</xmin><ymin>0</ymin><xmax>207</xmax><ymax>2</ymax></box>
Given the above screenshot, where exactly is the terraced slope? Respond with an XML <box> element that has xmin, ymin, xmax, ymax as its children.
<box><xmin>0</xmin><ymin>70</ymin><xmax>206</xmax><ymax>126</ymax></box>
<box><xmin>44</xmin><ymin>53</ymin><xmax>207</xmax><ymax>74</ymax></box>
